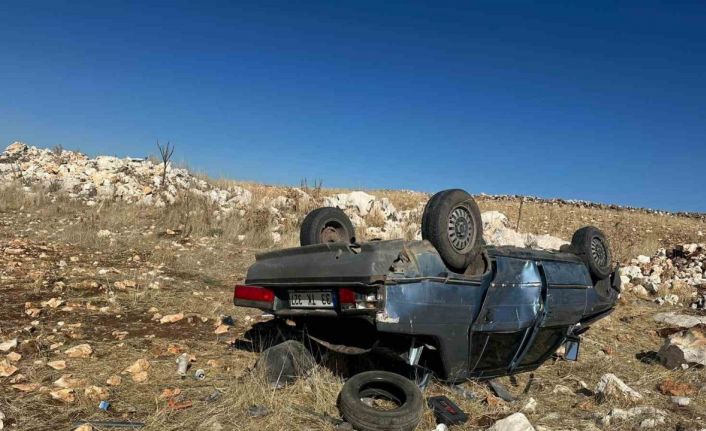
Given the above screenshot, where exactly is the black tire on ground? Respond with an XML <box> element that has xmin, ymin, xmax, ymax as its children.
<box><xmin>570</xmin><ymin>226</ymin><xmax>612</xmax><ymax>280</ymax></box>
<box><xmin>300</xmin><ymin>207</ymin><xmax>356</xmax><ymax>246</ymax></box>
<box><xmin>421</xmin><ymin>189</ymin><xmax>483</xmax><ymax>272</ymax></box>
<box><xmin>338</xmin><ymin>371</ymin><xmax>424</xmax><ymax>431</ymax></box>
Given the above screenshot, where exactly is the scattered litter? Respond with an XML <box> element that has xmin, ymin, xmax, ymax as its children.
<box><xmin>671</xmin><ymin>396</ymin><xmax>690</xmax><ymax>407</ymax></box>
<box><xmin>160</xmin><ymin>388</ymin><xmax>182</xmax><ymax>399</ymax></box>
<box><xmin>221</xmin><ymin>315</ymin><xmax>235</xmax><ymax>326</ymax></box>
<box><xmin>99</xmin><ymin>400</ymin><xmax>111</xmax><ymax>411</ymax></box>
<box><xmin>194</xmin><ymin>369</ymin><xmax>205</xmax><ymax>380</ymax></box>
<box><xmin>427</xmin><ymin>396</ymin><xmax>468</xmax><ymax>426</ymax></box>
<box><xmin>176</xmin><ymin>353</ymin><xmax>190</xmax><ymax>376</ymax></box>
<box><xmin>247</xmin><ymin>404</ymin><xmax>270</xmax><ymax>418</ymax></box>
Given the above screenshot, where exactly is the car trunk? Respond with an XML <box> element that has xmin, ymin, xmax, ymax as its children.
<box><xmin>244</xmin><ymin>240</ymin><xmax>407</xmax><ymax>287</ymax></box>
<box><xmin>238</xmin><ymin>240</ymin><xmax>409</xmax><ymax>314</ymax></box>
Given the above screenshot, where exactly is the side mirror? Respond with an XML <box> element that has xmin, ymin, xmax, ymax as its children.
<box><xmin>564</xmin><ymin>338</ymin><xmax>580</xmax><ymax>361</ymax></box>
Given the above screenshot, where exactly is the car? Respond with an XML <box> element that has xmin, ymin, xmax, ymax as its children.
<box><xmin>234</xmin><ymin>189</ymin><xmax>620</xmax><ymax>383</ymax></box>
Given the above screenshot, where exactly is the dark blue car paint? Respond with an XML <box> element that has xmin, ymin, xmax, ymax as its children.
<box><xmin>240</xmin><ymin>239</ymin><xmax>619</xmax><ymax>382</ymax></box>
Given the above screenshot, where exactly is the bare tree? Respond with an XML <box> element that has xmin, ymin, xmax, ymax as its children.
<box><xmin>156</xmin><ymin>140</ymin><xmax>175</xmax><ymax>188</ymax></box>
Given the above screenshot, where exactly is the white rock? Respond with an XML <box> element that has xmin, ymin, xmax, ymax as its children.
<box><xmin>620</xmin><ymin>265</ymin><xmax>643</xmax><ymax>279</ymax></box>
<box><xmin>522</xmin><ymin>397</ymin><xmax>537</xmax><ymax>414</ymax></box>
<box><xmin>637</xmin><ymin>255</ymin><xmax>651</xmax><ymax>264</ymax></box>
<box><xmin>481</xmin><ymin>211</ymin><xmax>509</xmax><ymax>231</ymax></box>
<box><xmin>595</xmin><ymin>373</ymin><xmax>642</xmax><ymax>402</ymax></box>
<box><xmin>97</xmin><ymin>229</ymin><xmax>112</xmax><ymax>238</ymax></box>
<box><xmin>0</xmin><ymin>339</ymin><xmax>17</xmax><ymax>352</ymax></box>
<box><xmin>671</xmin><ymin>396</ymin><xmax>690</xmax><ymax>406</ymax></box>
<box><xmin>658</xmin><ymin>326</ymin><xmax>706</xmax><ymax>368</ymax></box>
<box><xmin>324</xmin><ymin>191</ymin><xmax>376</xmax><ymax>216</ymax></box>
<box><xmin>654</xmin><ymin>312</ymin><xmax>706</xmax><ymax>328</ymax></box>
<box><xmin>487</xmin><ymin>413</ymin><xmax>535</xmax><ymax>431</ymax></box>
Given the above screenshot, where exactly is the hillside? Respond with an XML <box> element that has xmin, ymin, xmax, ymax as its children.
<box><xmin>0</xmin><ymin>142</ymin><xmax>704</xmax><ymax>431</ymax></box>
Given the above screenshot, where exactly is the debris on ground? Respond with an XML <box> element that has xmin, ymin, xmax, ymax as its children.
<box><xmin>487</xmin><ymin>412</ymin><xmax>535</xmax><ymax>431</ymax></box>
<box><xmin>427</xmin><ymin>396</ymin><xmax>468</xmax><ymax>426</ymax></box>
<box><xmin>64</xmin><ymin>344</ymin><xmax>93</xmax><ymax>358</ymax></box>
<box><xmin>594</xmin><ymin>373</ymin><xmax>643</xmax><ymax>403</ymax></box>
<box><xmin>123</xmin><ymin>358</ymin><xmax>150</xmax><ymax>383</ymax></box>
<box><xmin>1</xmin><ymin>142</ymin><xmax>706</xmax><ymax>429</ymax></box>
<box><xmin>255</xmin><ymin>340</ymin><xmax>316</xmax><ymax>388</ymax></box>
<box><xmin>488</xmin><ymin>379</ymin><xmax>515</xmax><ymax>402</ymax></box>
<box><xmin>657</xmin><ymin>378</ymin><xmax>698</xmax><ymax>396</ymax></box>
<box><xmin>599</xmin><ymin>406</ymin><xmax>668</xmax><ymax>428</ymax></box>
<box><xmin>657</xmin><ymin>324</ymin><xmax>706</xmax><ymax>368</ymax></box>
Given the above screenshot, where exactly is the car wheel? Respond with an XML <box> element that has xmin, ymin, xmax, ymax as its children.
<box><xmin>338</xmin><ymin>371</ymin><xmax>423</xmax><ymax>431</ymax></box>
<box><xmin>570</xmin><ymin>226</ymin><xmax>612</xmax><ymax>280</ymax></box>
<box><xmin>421</xmin><ymin>189</ymin><xmax>483</xmax><ymax>272</ymax></box>
<box><xmin>300</xmin><ymin>207</ymin><xmax>356</xmax><ymax>246</ymax></box>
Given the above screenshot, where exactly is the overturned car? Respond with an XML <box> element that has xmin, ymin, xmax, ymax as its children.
<box><xmin>235</xmin><ymin>189</ymin><xmax>620</xmax><ymax>383</ymax></box>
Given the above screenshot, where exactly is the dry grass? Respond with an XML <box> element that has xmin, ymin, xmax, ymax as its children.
<box><xmin>1</xmin><ymin>184</ymin><xmax>705</xmax><ymax>430</ymax></box>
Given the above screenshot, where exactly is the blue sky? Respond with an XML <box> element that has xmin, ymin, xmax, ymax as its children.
<box><xmin>1</xmin><ymin>1</ymin><xmax>705</xmax><ymax>212</ymax></box>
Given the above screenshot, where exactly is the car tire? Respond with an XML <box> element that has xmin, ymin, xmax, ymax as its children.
<box><xmin>300</xmin><ymin>207</ymin><xmax>356</xmax><ymax>246</ymax></box>
<box><xmin>570</xmin><ymin>226</ymin><xmax>612</xmax><ymax>280</ymax></box>
<box><xmin>338</xmin><ymin>371</ymin><xmax>423</xmax><ymax>431</ymax></box>
<box><xmin>421</xmin><ymin>189</ymin><xmax>483</xmax><ymax>272</ymax></box>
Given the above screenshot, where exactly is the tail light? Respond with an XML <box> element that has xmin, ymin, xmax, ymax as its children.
<box><xmin>234</xmin><ymin>284</ymin><xmax>275</xmax><ymax>309</ymax></box>
<box><xmin>339</xmin><ymin>288</ymin><xmax>357</xmax><ymax>307</ymax></box>
<box><xmin>338</xmin><ymin>287</ymin><xmax>379</xmax><ymax>310</ymax></box>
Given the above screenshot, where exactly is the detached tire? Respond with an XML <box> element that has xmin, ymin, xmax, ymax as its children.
<box><xmin>422</xmin><ymin>189</ymin><xmax>483</xmax><ymax>272</ymax></box>
<box><xmin>338</xmin><ymin>371</ymin><xmax>423</xmax><ymax>431</ymax></box>
<box><xmin>300</xmin><ymin>207</ymin><xmax>356</xmax><ymax>246</ymax></box>
<box><xmin>570</xmin><ymin>226</ymin><xmax>612</xmax><ymax>280</ymax></box>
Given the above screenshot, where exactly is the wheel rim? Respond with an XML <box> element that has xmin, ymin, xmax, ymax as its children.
<box><xmin>590</xmin><ymin>237</ymin><xmax>608</xmax><ymax>267</ymax></box>
<box><xmin>320</xmin><ymin>221</ymin><xmax>347</xmax><ymax>243</ymax></box>
<box><xmin>447</xmin><ymin>205</ymin><xmax>474</xmax><ymax>251</ymax></box>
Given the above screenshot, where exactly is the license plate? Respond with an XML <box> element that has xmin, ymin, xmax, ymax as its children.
<box><xmin>288</xmin><ymin>290</ymin><xmax>334</xmax><ymax>308</ymax></box>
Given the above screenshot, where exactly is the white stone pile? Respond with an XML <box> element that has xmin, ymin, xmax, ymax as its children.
<box><xmin>323</xmin><ymin>193</ymin><xmax>567</xmax><ymax>248</ymax></box>
<box><xmin>619</xmin><ymin>244</ymin><xmax>706</xmax><ymax>309</ymax></box>
<box><xmin>0</xmin><ymin>142</ymin><xmax>252</xmax><ymax>210</ymax></box>
<box><xmin>1</xmin><ymin>142</ymin><xmax>568</xmax><ymax>248</ymax></box>
<box><xmin>481</xmin><ymin>211</ymin><xmax>568</xmax><ymax>250</ymax></box>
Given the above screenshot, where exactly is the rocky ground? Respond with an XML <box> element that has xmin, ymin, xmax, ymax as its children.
<box><xmin>0</xmin><ymin>143</ymin><xmax>705</xmax><ymax>431</ymax></box>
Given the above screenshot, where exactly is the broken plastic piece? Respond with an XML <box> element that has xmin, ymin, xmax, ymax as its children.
<box><xmin>488</xmin><ymin>379</ymin><xmax>515</xmax><ymax>402</ymax></box>
<box><xmin>427</xmin><ymin>396</ymin><xmax>468</xmax><ymax>426</ymax></box>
